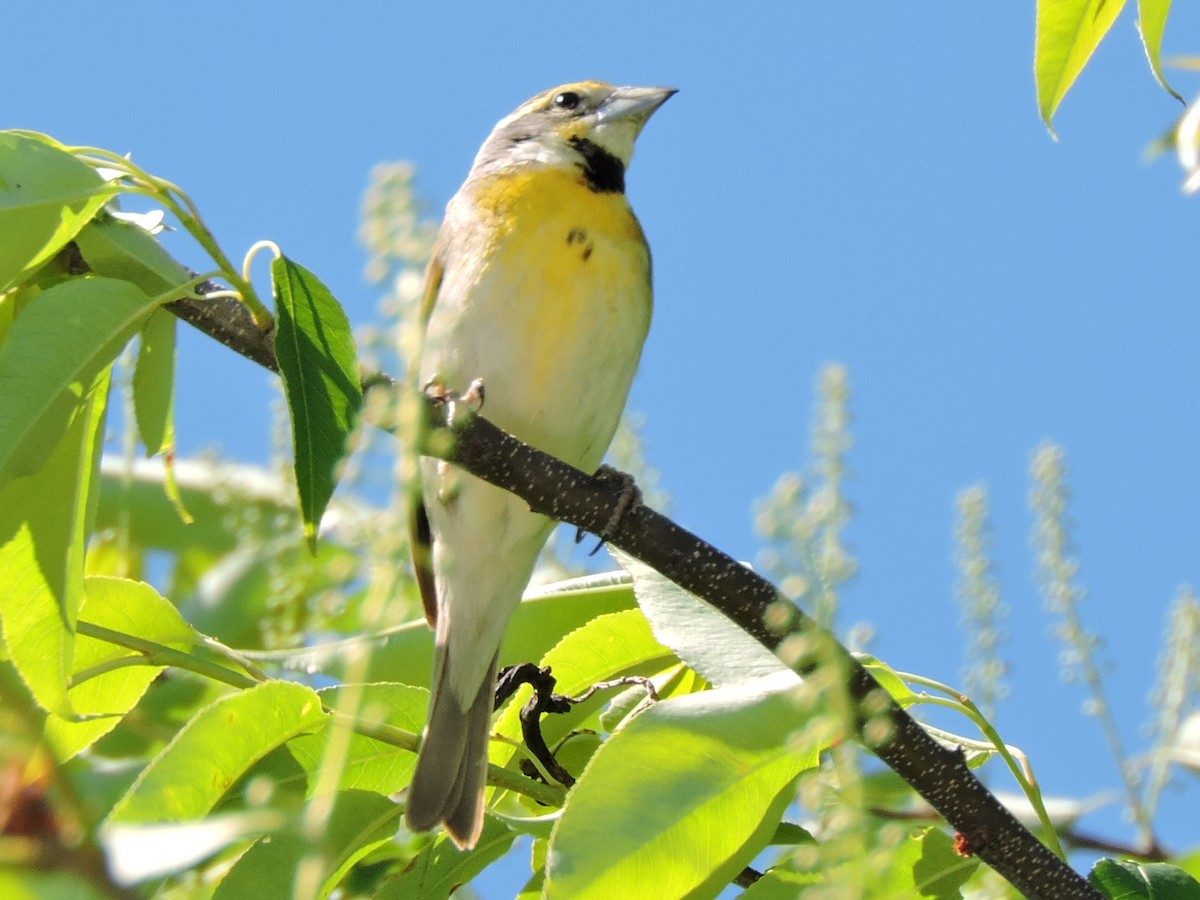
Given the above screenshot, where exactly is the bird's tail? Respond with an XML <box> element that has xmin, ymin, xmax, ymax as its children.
<box><xmin>405</xmin><ymin>650</ymin><xmax>498</xmax><ymax>849</ymax></box>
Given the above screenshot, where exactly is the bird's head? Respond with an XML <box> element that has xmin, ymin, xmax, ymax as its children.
<box><xmin>472</xmin><ymin>81</ymin><xmax>676</xmax><ymax>192</ymax></box>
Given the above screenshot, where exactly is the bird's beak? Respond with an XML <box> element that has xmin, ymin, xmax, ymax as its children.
<box><xmin>597</xmin><ymin>86</ymin><xmax>677</xmax><ymax>126</ymax></box>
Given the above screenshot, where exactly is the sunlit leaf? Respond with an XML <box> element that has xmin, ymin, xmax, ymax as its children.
<box><xmin>271</xmin><ymin>256</ymin><xmax>362</xmax><ymax>551</ymax></box>
<box><xmin>106</xmin><ymin>680</ymin><xmax>328</xmax><ymax>824</ymax></box>
<box><xmin>0</xmin><ymin>869</ymin><xmax>110</xmax><ymax>900</ymax></box>
<box><xmin>377</xmin><ymin>816</ymin><xmax>516</xmax><ymax>899</ymax></box>
<box><xmin>1088</xmin><ymin>858</ymin><xmax>1200</xmax><ymax>898</ymax></box>
<box><xmin>0</xmin><ymin>276</ymin><xmax>156</xmax><ymax>486</ymax></box>
<box><xmin>1136</xmin><ymin>0</ymin><xmax>1182</xmax><ymax>103</ymax></box>
<box><xmin>288</xmin><ymin>683</ymin><xmax>425</xmax><ymax>796</ymax></box>
<box><xmin>74</xmin><ymin>211</ymin><xmax>190</xmax><ymax>296</ymax></box>
<box><xmin>544</xmin><ymin>673</ymin><xmax>817</xmax><ymax>899</ymax></box>
<box><xmin>0</xmin><ymin>367</ymin><xmax>109</xmax><ymax>715</ymax></box>
<box><xmin>612</xmin><ymin>547</ymin><xmax>795</xmax><ymax>689</ymax></box>
<box><xmin>44</xmin><ymin>576</ymin><xmax>197</xmax><ymax>760</ymax></box>
<box><xmin>0</xmin><ymin>130</ymin><xmax>116</xmax><ymax>293</ymax></box>
<box><xmin>212</xmin><ymin>791</ymin><xmax>400</xmax><ymax>900</ymax></box>
<box><xmin>131</xmin><ymin>308</ymin><xmax>177</xmax><ymax>456</ymax></box>
<box><xmin>1035</xmin><ymin>0</ymin><xmax>1129</xmax><ymax>132</ymax></box>
<box><xmin>322</xmin><ymin>572</ymin><xmax>636</xmax><ymax>689</ymax></box>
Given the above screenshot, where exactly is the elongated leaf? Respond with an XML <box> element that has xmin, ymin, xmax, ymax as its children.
<box><xmin>740</xmin><ymin>867</ymin><xmax>822</xmax><ymax>897</ymax></box>
<box><xmin>135</xmin><ymin>309</ymin><xmax>191</xmax><ymax>521</ymax></box>
<box><xmin>752</xmin><ymin>826</ymin><xmax>980</xmax><ymax>897</ymax></box>
<box><xmin>0</xmin><ymin>869</ymin><xmax>110</xmax><ymax>900</ymax></box>
<box><xmin>132</xmin><ymin>308</ymin><xmax>177</xmax><ymax>456</ymax></box>
<box><xmin>1137</xmin><ymin>0</ymin><xmax>1182</xmax><ymax>103</ymax></box>
<box><xmin>272</xmin><ymin>256</ymin><xmax>362</xmax><ymax>551</ymax></box>
<box><xmin>352</xmin><ymin>572</ymin><xmax>637</xmax><ymax>689</ymax></box>
<box><xmin>107</xmin><ymin>680</ymin><xmax>328</xmax><ymax>824</ymax></box>
<box><xmin>74</xmin><ymin>211</ymin><xmax>190</xmax><ymax>295</ymax></box>
<box><xmin>503</xmin><ymin>571</ymin><xmax>636</xmax><ymax>667</ymax></box>
<box><xmin>378</xmin><ymin>816</ymin><xmax>516</xmax><ymax>899</ymax></box>
<box><xmin>288</xmin><ymin>683</ymin><xmax>426</xmax><ymax>796</ymax></box>
<box><xmin>678</xmin><ymin>777</ymin><xmax>800</xmax><ymax>900</ymax></box>
<box><xmin>859</xmin><ymin>654</ymin><xmax>917</xmax><ymax>705</ymax></box>
<box><xmin>908</xmin><ymin>827</ymin><xmax>979</xmax><ymax>897</ymax></box>
<box><xmin>0</xmin><ymin>130</ymin><xmax>116</xmax><ymax>293</ymax></box>
<box><xmin>1089</xmin><ymin>859</ymin><xmax>1200</xmax><ymax>898</ymax></box>
<box><xmin>0</xmin><ymin>275</ymin><xmax>156</xmax><ymax>486</ymax></box>
<box><xmin>544</xmin><ymin>672</ymin><xmax>818</xmax><ymax>900</ymax></box>
<box><xmin>612</xmin><ymin>547</ymin><xmax>797</xmax><ymax>689</ymax></box>
<box><xmin>75</xmin><ymin>214</ymin><xmax>186</xmax><ymax>462</ymax></box>
<box><xmin>1035</xmin><ymin>0</ymin><xmax>1129</xmax><ymax>131</ymax></box>
<box><xmin>44</xmin><ymin>576</ymin><xmax>197</xmax><ymax>760</ymax></box>
<box><xmin>212</xmin><ymin>790</ymin><xmax>400</xmax><ymax>900</ymax></box>
<box><xmin>0</xmin><ymin>367</ymin><xmax>110</xmax><ymax>715</ymax></box>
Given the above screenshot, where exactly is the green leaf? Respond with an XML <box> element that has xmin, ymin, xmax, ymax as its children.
<box><xmin>377</xmin><ymin>816</ymin><xmax>516</xmax><ymax>899</ymax></box>
<box><xmin>348</xmin><ymin>572</ymin><xmax>635</xmax><ymax>688</ymax></box>
<box><xmin>769</xmin><ymin>821</ymin><xmax>816</xmax><ymax>846</ymax></box>
<box><xmin>544</xmin><ymin>673</ymin><xmax>819</xmax><ymax>900</ymax></box>
<box><xmin>599</xmin><ymin>663</ymin><xmax>704</xmax><ymax>732</ymax></box>
<box><xmin>1176</xmin><ymin>850</ymin><xmax>1200</xmax><ymax>884</ymax></box>
<box><xmin>684</xmin><ymin>777</ymin><xmax>803</xmax><ymax>900</ymax></box>
<box><xmin>612</xmin><ymin>547</ymin><xmax>796</xmax><ymax>688</ymax></box>
<box><xmin>73</xmin><ymin>211</ymin><xmax>190</xmax><ymax>296</ymax></box>
<box><xmin>75</xmin><ymin>214</ymin><xmax>186</xmax><ymax>467</ymax></box>
<box><xmin>740</xmin><ymin>866</ymin><xmax>823</xmax><ymax>897</ymax></box>
<box><xmin>0</xmin><ymin>275</ymin><xmax>156</xmax><ymax>486</ymax></box>
<box><xmin>1089</xmin><ymin>859</ymin><xmax>1200</xmax><ymax>899</ymax></box>
<box><xmin>44</xmin><ymin>576</ymin><xmax>197</xmax><ymax>760</ymax></box>
<box><xmin>132</xmin><ymin>307</ymin><xmax>191</xmax><ymax>521</ymax></box>
<box><xmin>213</xmin><ymin>791</ymin><xmax>401</xmax><ymax>900</ymax></box>
<box><xmin>504</xmin><ymin>570</ymin><xmax>637</xmax><ymax>666</ymax></box>
<box><xmin>288</xmin><ymin>683</ymin><xmax>425</xmax><ymax>796</ymax></box>
<box><xmin>271</xmin><ymin>256</ymin><xmax>362</xmax><ymax>551</ymax></box>
<box><xmin>858</xmin><ymin>653</ymin><xmax>918</xmax><ymax>705</ymax></box>
<box><xmin>0</xmin><ymin>366</ymin><xmax>109</xmax><ymax>715</ymax></box>
<box><xmin>0</xmin><ymin>869</ymin><xmax>111</xmax><ymax>900</ymax></box>
<box><xmin>745</xmin><ymin>827</ymin><xmax>980</xmax><ymax>898</ymax></box>
<box><xmin>906</xmin><ymin>827</ymin><xmax>980</xmax><ymax>898</ymax></box>
<box><xmin>0</xmin><ymin>130</ymin><xmax>116</xmax><ymax>293</ymax></box>
<box><xmin>1035</xmin><ymin>0</ymin><xmax>1129</xmax><ymax>132</ymax></box>
<box><xmin>1137</xmin><ymin>0</ymin><xmax>1182</xmax><ymax>103</ymax></box>
<box><xmin>132</xmin><ymin>308</ymin><xmax>178</xmax><ymax>457</ymax></box>
<box><xmin>517</xmin><ymin>869</ymin><xmax>546</xmax><ymax>900</ymax></box>
<box><xmin>107</xmin><ymin>680</ymin><xmax>329</xmax><ymax>824</ymax></box>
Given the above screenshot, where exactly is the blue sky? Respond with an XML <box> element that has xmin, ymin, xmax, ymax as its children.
<box><xmin>10</xmin><ymin>0</ymin><xmax>1200</xmax><ymax>888</ymax></box>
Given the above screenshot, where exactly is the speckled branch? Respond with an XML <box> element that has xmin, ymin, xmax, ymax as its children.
<box><xmin>170</xmin><ymin>299</ymin><xmax>1101</xmax><ymax>900</ymax></box>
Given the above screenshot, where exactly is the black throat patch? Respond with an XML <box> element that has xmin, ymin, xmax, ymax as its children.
<box><xmin>568</xmin><ymin>136</ymin><xmax>626</xmax><ymax>194</ymax></box>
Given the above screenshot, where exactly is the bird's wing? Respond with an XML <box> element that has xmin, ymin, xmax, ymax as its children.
<box><xmin>409</xmin><ymin>252</ymin><xmax>445</xmax><ymax>627</ymax></box>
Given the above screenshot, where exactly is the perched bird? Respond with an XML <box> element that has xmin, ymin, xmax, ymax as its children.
<box><xmin>405</xmin><ymin>81</ymin><xmax>674</xmax><ymax>848</ymax></box>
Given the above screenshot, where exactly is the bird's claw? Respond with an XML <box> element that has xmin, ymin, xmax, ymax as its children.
<box><xmin>424</xmin><ymin>377</ymin><xmax>486</xmax><ymax>426</ymax></box>
<box><xmin>575</xmin><ymin>465</ymin><xmax>641</xmax><ymax>555</ymax></box>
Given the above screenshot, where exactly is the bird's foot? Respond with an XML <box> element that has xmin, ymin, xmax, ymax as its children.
<box><xmin>576</xmin><ymin>465</ymin><xmax>641</xmax><ymax>556</ymax></box>
<box><xmin>423</xmin><ymin>377</ymin><xmax>485</xmax><ymax>426</ymax></box>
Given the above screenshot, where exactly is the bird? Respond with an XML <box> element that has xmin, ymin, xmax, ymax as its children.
<box><xmin>404</xmin><ymin>81</ymin><xmax>674</xmax><ymax>849</ymax></box>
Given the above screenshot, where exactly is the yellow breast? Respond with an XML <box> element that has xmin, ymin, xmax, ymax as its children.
<box><xmin>432</xmin><ymin>166</ymin><xmax>653</xmax><ymax>466</ymax></box>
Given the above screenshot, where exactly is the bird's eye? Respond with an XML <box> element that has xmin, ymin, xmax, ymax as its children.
<box><xmin>553</xmin><ymin>91</ymin><xmax>581</xmax><ymax>110</ymax></box>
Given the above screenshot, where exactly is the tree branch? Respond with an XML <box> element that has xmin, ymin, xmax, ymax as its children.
<box><xmin>166</xmin><ymin>296</ymin><xmax>1102</xmax><ymax>899</ymax></box>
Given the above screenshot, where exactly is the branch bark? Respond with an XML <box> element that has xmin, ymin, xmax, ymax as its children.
<box><xmin>166</xmin><ymin>295</ymin><xmax>1102</xmax><ymax>899</ymax></box>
